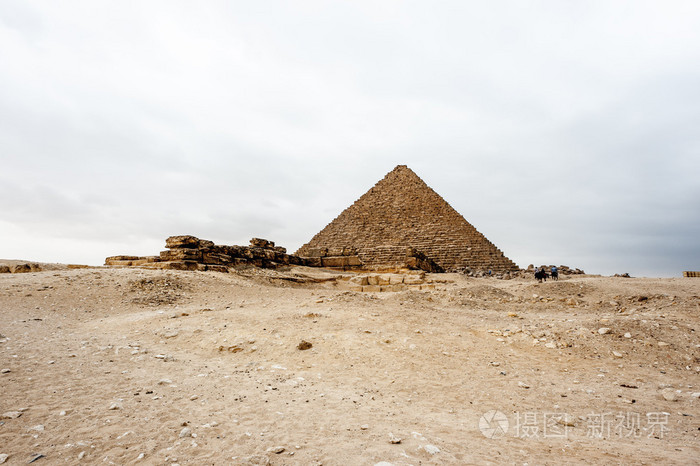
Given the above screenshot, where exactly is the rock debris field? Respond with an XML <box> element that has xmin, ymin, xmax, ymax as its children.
<box><xmin>0</xmin><ymin>264</ymin><xmax>699</xmax><ymax>465</ymax></box>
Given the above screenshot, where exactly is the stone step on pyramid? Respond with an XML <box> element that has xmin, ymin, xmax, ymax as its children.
<box><xmin>296</xmin><ymin>165</ymin><xmax>519</xmax><ymax>273</ymax></box>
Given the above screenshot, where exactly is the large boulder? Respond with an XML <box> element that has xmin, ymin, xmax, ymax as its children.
<box><xmin>250</xmin><ymin>238</ymin><xmax>275</xmax><ymax>249</ymax></box>
<box><xmin>165</xmin><ymin>235</ymin><xmax>214</xmax><ymax>249</ymax></box>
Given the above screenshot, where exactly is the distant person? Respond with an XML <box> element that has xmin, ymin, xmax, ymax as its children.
<box><xmin>534</xmin><ymin>267</ymin><xmax>547</xmax><ymax>282</ymax></box>
<box><xmin>551</xmin><ymin>266</ymin><xmax>559</xmax><ymax>280</ymax></box>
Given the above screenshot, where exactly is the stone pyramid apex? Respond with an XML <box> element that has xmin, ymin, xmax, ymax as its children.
<box><xmin>297</xmin><ymin>165</ymin><xmax>518</xmax><ymax>273</ymax></box>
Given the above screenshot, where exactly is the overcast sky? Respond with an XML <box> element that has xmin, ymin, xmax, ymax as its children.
<box><xmin>1</xmin><ymin>1</ymin><xmax>698</xmax><ymax>277</ymax></box>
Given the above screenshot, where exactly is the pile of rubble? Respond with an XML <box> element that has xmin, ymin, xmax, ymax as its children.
<box><xmin>525</xmin><ymin>264</ymin><xmax>585</xmax><ymax>275</ymax></box>
<box><xmin>0</xmin><ymin>263</ymin><xmax>41</xmax><ymax>274</ymax></box>
<box><xmin>106</xmin><ymin>236</ymin><xmax>306</xmax><ymax>272</ymax></box>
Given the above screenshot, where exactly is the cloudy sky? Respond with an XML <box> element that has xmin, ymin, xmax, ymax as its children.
<box><xmin>1</xmin><ymin>1</ymin><xmax>698</xmax><ymax>277</ymax></box>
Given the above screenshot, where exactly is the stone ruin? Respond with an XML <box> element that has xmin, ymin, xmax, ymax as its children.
<box><xmin>104</xmin><ymin>235</ymin><xmax>442</xmax><ymax>291</ymax></box>
<box><xmin>105</xmin><ymin>166</ymin><xmax>528</xmax><ymax>275</ymax></box>
<box><xmin>105</xmin><ymin>236</ymin><xmax>309</xmax><ymax>272</ymax></box>
<box><xmin>524</xmin><ymin>264</ymin><xmax>585</xmax><ymax>276</ymax></box>
<box><xmin>296</xmin><ymin>165</ymin><xmax>519</xmax><ymax>273</ymax></box>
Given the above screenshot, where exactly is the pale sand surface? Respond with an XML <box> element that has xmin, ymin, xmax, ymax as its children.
<box><xmin>0</xmin><ymin>266</ymin><xmax>698</xmax><ymax>465</ymax></box>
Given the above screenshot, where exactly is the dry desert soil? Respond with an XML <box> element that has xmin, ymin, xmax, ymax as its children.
<box><xmin>0</xmin><ymin>264</ymin><xmax>699</xmax><ymax>465</ymax></box>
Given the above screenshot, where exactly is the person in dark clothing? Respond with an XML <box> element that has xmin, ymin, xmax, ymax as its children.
<box><xmin>534</xmin><ymin>267</ymin><xmax>547</xmax><ymax>282</ymax></box>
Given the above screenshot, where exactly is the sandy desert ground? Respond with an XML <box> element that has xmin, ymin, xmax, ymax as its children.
<box><xmin>0</xmin><ymin>264</ymin><xmax>698</xmax><ymax>465</ymax></box>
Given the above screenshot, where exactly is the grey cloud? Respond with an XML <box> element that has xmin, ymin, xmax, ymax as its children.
<box><xmin>0</xmin><ymin>1</ymin><xmax>698</xmax><ymax>275</ymax></box>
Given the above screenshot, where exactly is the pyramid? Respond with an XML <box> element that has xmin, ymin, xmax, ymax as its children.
<box><xmin>296</xmin><ymin>165</ymin><xmax>519</xmax><ymax>273</ymax></box>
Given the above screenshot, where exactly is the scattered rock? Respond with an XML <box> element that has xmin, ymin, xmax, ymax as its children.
<box><xmin>661</xmin><ymin>388</ymin><xmax>678</xmax><ymax>402</ymax></box>
<box><xmin>162</xmin><ymin>330</ymin><xmax>179</xmax><ymax>339</ymax></box>
<box><xmin>0</xmin><ymin>454</ymin><xmax>8</xmax><ymax>464</ymax></box>
<box><xmin>28</xmin><ymin>454</ymin><xmax>45</xmax><ymax>464</ymax></box>
<box><xmin>360</xmin><ymin>424</ymin><xmax>369</xmax><ymax>430</ymax></box>
<box><xmin>179</xmin><ymin>427</ymin><xmax>192</xmax><ymax>438</ymax></box>
<box><xmin>154</xmin><ymin>354</ymin><xmax>175</xmax><ymax>361</ymax></box>
<box><xmin>556</xmin><ymin>414</ymin><xmax>576</xmax><ymax>427</ymax></box>
<box><xmin>624</xmin><ymin>332</ymin><xmax>632</xmax><ymax>338</ymax></box>
<box><xmin>658</xmin><ymin>341</ymin><xmax>670</xmax><ymax>347</ymax></box>
<box><xmin>612</xmin><ymin>351</ymin><xmax>623</xmax><ymax>358</ymax></box>
<box><xmin>266</xmin><ymin>446</ymin><xmax>285</xmax><ymax>454</ymax></box>
<box><xmin>297</xmin><ymin>340</ymin><xmax>313</xmax><ymax>351</ymax></box>
<box><xmin>388</xmin><ymin>433</ymin><xmax>402</xmax><ymax>444</ymax></box>
<box><xmin>28</xmin><ymin>424</ymin><xmax>45</xmax><ymax>432</ymax></box>
<box><xmin>0</xmin><ymin>369</ymin><xmax>10</xmax><ymax>374</ymax></box>
<box><xmin>598</xmin><ymin>328</ymin><xmax>611</xmax><ymax>335</ymax></box>
<box><xmin>518</xmin><ymin>381</ymin><xmax>530</xmax><ymax>389</ymax></box>
<box><xmin>158</xmin><ymin>379</ymin><xmax>173</xmax><ymax>385</ymax></box>
<box><xmin>423</xmin><ymin>444</ymin><xmax>440</xmax><ymax>455</ymax></box>
<box><xmin>78</xmin><ymin>451</ymin><xmax>86</xmax><ymax>460</ymax></box>
<box><xmin>108</xmin><ymin>402</ymin><xmax>122</xmax><ymax>410</ymax></box>
<box><xmin>240</xmin><ymin>455</ymin><xmax>270</xmax><ymax>465</ymax></box>
<box><xmin>1</xmin><ymin>411</ymin><xmax>22</xmax><ymax>419</ymax></box>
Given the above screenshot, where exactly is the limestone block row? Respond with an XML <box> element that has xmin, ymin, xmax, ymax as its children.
<box><xmin>303</xmin><ymin>247</ymin><xmax>358</xmax><ymax>257</ymax></box>
<box><xmin>683</xmin><ymin>271</ymin><xmax>700</xmax><ymax>277</ymax></box>
<box><xmin>334</xmin><ymin>271</ymin><xmax>435</xmax><ymax>292</ymax></box>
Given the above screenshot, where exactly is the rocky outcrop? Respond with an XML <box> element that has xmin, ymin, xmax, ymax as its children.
<box><xmin>106</xmin><ymin>236</ymin><xmax>305</xmax><ymax>272</ymax></box>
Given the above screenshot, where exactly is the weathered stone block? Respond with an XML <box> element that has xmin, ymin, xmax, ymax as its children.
<box><xmin>305</xmin><ymin>248</ymin><xmax>327</xmax><ymax>257</ymax></box>
<box><xmin>160</xmin><ymin>249</ymin><xmax>202</xmax><ymax>261</ymax></box>
<box><xmin>158</xmin><ymin>261</ymin><xmax>200</xmax><ymax>271</ymax></box>
<box><xmin>250</xmin><ymin>238</ymin><xmax>275</xmax><ymax>249</ymax></box>
<box><xmin>377</xmin><ymin>274</ymin><xmax>392</xmax><ymax>285</ymax></box>
<box><xmin>362</xmin><ymin>285</ymin><xmax>381</xmax><ymax>292</ymax></box>
<box><xmin>202</xmin><ymin>252</ymin><xmax>232</xmax><ymax>265</ymax></box>
<box><xmin>350</xmin><ymin>276</ymin><xmax>369</xmax><ymax>286</ymax></box>
<box><xmin>346</xmin><ymin>256</ymin><xmax>363</xmax><ymax>266</ymax></box>
<box><xmin>165</xmin><ymin>235</ymin><xmax>214</xmax><ymax>249</ymax></box>
<box><xmin>0</xmin><ymin>265</ymin><xmax>10</xmax><ymax>273</ymax></box>
<box><xmin>105</xmin><ymin>255</ymin><xmax>142</xmax><ymax>261</ymax></box>
<box><xmin>404</xmin><ymin>274</ymin><xmax>425</xmax><ymax>285</ymax></box>
<box><xmin>389</xmin><ymin>275</ymin><xmax>404</xmax><ymax>285</ymax></box>
<box><xmin>302</xmin><ymin>257</ymin><xmax>322</xmax><ymax>267</ymax></box>
<box><xmin>322</xmin><ymin>256</ymin><xmax>349</xmax><ymax>268</ymax></box>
